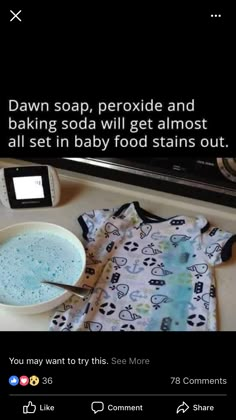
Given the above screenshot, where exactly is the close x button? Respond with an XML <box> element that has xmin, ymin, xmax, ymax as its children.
<box><xmin>10</xmin><ymin>10</ymin><xmax>22</xmax><ymax>22</ymax></box>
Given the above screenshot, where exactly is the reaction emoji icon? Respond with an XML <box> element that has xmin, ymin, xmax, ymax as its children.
<box><xmin>30</xmin><ymin>375</ymin><xmax>40</xmax><ymax>386</ymax></box>
<box><xmin>20</xmin><ymin>376</ymin><xmax>29</xmax><ymax>386</ymax></box>
<box><xmin>170</xmin><ymin>234</ymin><xmax>191</xmax><ymax>247</ymax></box>
<box><xmin>9</xmin><ymin>375</ymin><xmax>19</xmax><ymax>386</ymax></box>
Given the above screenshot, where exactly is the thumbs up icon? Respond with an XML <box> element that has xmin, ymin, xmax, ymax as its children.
<box><xmin>22</xmin><ymin>401</ymin><xmax>37</xmax><ymax>414</ymax></box>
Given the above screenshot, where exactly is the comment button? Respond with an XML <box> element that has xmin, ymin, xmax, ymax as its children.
<box><xmin>91</xmin><ymin>401</ymin><xmax>104</xmax><ymax>414</ymax></box>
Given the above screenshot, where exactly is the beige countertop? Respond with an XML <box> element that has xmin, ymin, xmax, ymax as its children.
<box><xmin>0</xmin><ymin>158</ymin><xmax>235</xmax><ymax>331</ymax></box>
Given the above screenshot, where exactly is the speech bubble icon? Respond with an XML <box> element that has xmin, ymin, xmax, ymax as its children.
<box><xmin>91</xmin><ymin>401</ymin><xmax>104</xmax><ymax>414</ymax></box>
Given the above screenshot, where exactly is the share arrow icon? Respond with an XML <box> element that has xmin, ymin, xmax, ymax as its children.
<box><xmin>176</xmin><ymin>401</ymin><xmax>190</xmax><ymax>414</ymax></box>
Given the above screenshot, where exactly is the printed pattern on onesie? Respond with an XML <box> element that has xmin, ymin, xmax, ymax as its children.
<box><xmin>49</xmin><ymin>202</ymin><xmax>236</xmax><ymax>332</ymax></box>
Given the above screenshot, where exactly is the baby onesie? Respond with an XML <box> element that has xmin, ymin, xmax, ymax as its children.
<box><xmin>49</xmin><ymin>202</ymin><xmax>236</xmax><ymax>331</ymax></box>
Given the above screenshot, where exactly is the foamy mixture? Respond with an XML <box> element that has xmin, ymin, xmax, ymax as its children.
<box><xmin>0</xmin><ymin>232</ymin><xmax>84</xmax><ymax>305</ymax></box>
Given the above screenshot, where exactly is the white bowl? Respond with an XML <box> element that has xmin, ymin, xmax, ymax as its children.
<box><xmin>0</xmin><ymin>222</ymin><xmax>86</xmax><ymax>314</ymax></box>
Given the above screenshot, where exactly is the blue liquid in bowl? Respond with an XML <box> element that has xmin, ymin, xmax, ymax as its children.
<box><xmin>0</xmin><ymin>232</ymin><xmax>84</xmax><ymax>305</ymax></box>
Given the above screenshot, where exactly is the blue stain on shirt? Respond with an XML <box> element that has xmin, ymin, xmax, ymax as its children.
<box><xmin>144</xmin><ymin>241</ymin><xmax>195</xmax><ymax>331</ymax></box>
<box><xmin>162</xmin><ymin>241</ymin><xmax>196</xmax><ymax>273</ymax></box>
<box><xmin>145</xmin><ymin>281</ymin><xmax>192</xmax><ymax>331</ymax></box>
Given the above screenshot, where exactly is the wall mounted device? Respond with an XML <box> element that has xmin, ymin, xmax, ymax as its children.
<box><xmin>0</xmin><ymin>165</ymin><xmax>61</xmax><ymax>208</ymax></box>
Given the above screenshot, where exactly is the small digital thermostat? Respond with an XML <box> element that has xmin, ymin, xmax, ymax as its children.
<box><xmin>0</xmin><ymin>165</ymin><xmax>61</xmax><ymax>208</ymax></box>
